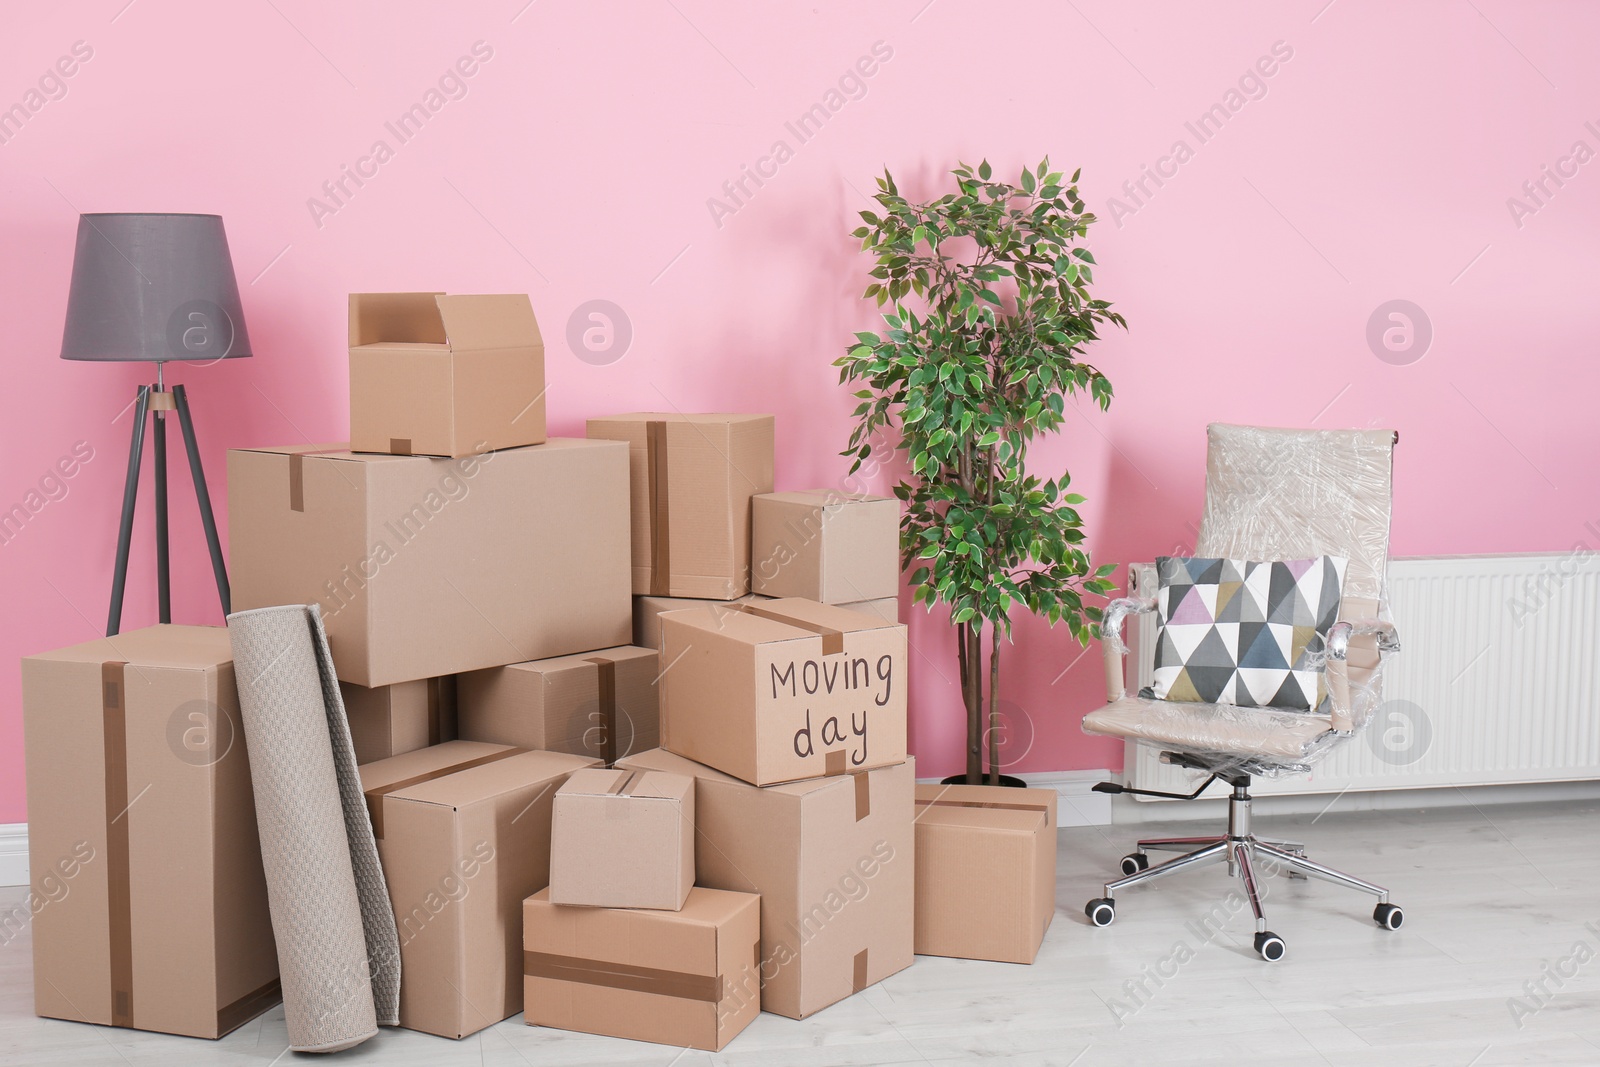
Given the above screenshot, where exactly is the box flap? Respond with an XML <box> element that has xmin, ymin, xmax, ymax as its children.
<box><xmin>227</xmin><ymin>442</ymin><xmax>408</xmax><ymax>466</ymax></box>
<box><xmin>23</xmin><ymin>623</ymin><xmax>232</xmax><ymax>670</ymax></box>
<box><xmin>349</xmin><ymin>292</ymin><xmax>447</xmax><ymax>347</ymax></box>
<box><xmin>396</xmin><ymin>748</ymin><xmax>596</xmax><ymax>808</ymax></box>
<box><xmin>913</xmin><ymin>783</ymin><xmax>1052</xmax><ymax>833</ymax></box>
<box><xmin>755</xmin><ymin>597</ymin><xmax>901</xmax><ymax>635</ymax></box>
<box><xmin>586</xmin><ymin>412</ymin><xmax>770</xmax><ymax>428</ymax></box>
<box><xmin>357</xmin><ymin>739</ymin><xmax>517</xmax><ymax>793</ymax></box>
<box><xmin>434</xmin><ymin>294</ymin><xmax>541</xmax><ymax>352</ymax></box>
<box><xmin>759</xmin><ymin>490</ymin><xmax>892</xmax><ymax>508</ymax></box>
<box><xmin>559</xmin><ymin>767</ymin><xmax>691</xmax><ymax>801</ymax></box>
<box><xmin>504</xmin><ymin>645</ymin><xmax>657</xmax><ymax>679</ymax></box>
<box><xmin>617</xmin><ymin>748</ymin><xmax>864</xmax><ymax>799</ymax></box>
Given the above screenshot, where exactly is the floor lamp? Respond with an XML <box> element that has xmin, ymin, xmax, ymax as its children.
<box><xmin>59</xmin><ymin>213</ymin><xmax>251</xmax><ymax>636</ymax></box>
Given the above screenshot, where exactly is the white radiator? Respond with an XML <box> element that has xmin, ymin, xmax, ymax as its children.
<box><xmin>1125</xmin><ymin>553</ymin><xmax>1600</xmax><ymax>798</ymax></box>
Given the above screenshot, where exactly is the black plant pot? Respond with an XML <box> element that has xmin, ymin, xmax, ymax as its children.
<box><xmin>940</xmin><ymin>773</ymin><xmax>1029</xmax><ymax>788</ymax></box>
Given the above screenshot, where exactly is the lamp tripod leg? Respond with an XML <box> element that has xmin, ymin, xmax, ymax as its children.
<box><xmin>171</xmin><ymin>384</ymin><xmax>230</xmax><ymax>616</ymax></box>
<box><xmin>108</xmin><ymin>386</ymin><xmax>152</xmax><ymax>637</ymax></box>
<box><xmin>153</xmin><ymin>396</ymin><xmax>170</xmax><ymax>625</ymax></box>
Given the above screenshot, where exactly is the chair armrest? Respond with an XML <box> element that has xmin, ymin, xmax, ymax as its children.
<box><xmin>1100</xmin><ymin>596</ymin><xmax>1157</xmax><ymax>702</ymax></box>
<box><xmin>1324</xmin><ymin>619</ymin><xmax>1401</xmax><ymax>733</ymax></box>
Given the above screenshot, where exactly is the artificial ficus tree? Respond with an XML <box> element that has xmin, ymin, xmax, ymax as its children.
<box><xmin>836</xmin><ymin>158</ymin><xmax>1125</xmax><ymax>785</ymax></box>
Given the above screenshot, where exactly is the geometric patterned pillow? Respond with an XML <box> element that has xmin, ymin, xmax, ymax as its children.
<box><xmin>1146</xmin><ymin>555</ymin><xmax>1347</xmax><ymax>712</ymax></box>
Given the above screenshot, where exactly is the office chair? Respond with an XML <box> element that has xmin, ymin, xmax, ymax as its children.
<box><xmin>1081</xmin><ymin>424</ymin><xmax>1404</xmax><ymax>961</ymax></box>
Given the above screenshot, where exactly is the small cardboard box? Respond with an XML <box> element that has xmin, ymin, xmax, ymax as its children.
<box><xmin>341</xmin><ymin>676</ymin><xmax>456</xmax><ymax>764</ymax></box>
<box><xmin>229</xmin><ymin>438</ymin><xmax>631</xmax><ymax>688</ymax></box>
<box><xmin>358</xmin><ymin>741</ymin><xmax>599</xmax><ymax>1039</ymax></box>
<box><xmin>349</xmin><ymin>292</ymin><xmax>546</xmax><ymax>459</ymax></box>
<box><xmin>616</xmin><ymin>748</ymin><xmax>914</xmax><ymax>1019</ymax></box>
<box><xmin>659</xmin><ymin>598</ymin><xmax>908</xmax><ymax>786</ymax></box>
<box><xmin>549</xmin><ymin>768</ymin><xmax>694</xmax><ymax>910</ymax></box>
<box><xmin>456</xmin><ymin>646</ymin><xmax>658</xmax><ymax>765</ymax></box>
<box><xmin>20</xmin><ymin>625</ymin><xmax>280</xmax><ymax>1039</ymax></box>
<box><xmin>523</xmin><ymin>886</ymin><xmax>760</xmax><ymax>1051</ymax></box>
<box><xmin>751</xmin><ymin>491</ymin><xmax>899</xmax><ymax>603</ymax></box>
<box><xmin>585</xmin><ymin>413</ymin><xmax>774</xmax><ymax>598</ymax></box>
<box><xmin>913</xmin><ymin>784</ymin><xmax>1058</xmax><ymax>964</ymax></box>
<box><xmin>632</xmin><ymin>594</ymin><xmax>761</xmax><ymax>650</ymax></box>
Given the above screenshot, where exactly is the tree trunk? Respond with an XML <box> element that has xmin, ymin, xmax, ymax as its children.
<box><xmin>987</xmin><ymin>626</ymin><xmax>1002</xmax><ymax>785</ymax></box>
<box><xmin>964</xmin><ymin>620</ymin><xmax>983</xmax><ymax>782</ymax></box>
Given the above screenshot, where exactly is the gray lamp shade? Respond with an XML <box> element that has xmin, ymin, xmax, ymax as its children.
<box><xmin>60</xmin><ymin>213</ymin><xmax>253</xmax><ymax>363</ymax></box>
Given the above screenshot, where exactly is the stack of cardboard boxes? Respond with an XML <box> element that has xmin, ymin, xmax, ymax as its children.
<box><xmin>18</xmin><ymin>288</ymin><xmax>1057</xmax><ymax>1053</ymax></box>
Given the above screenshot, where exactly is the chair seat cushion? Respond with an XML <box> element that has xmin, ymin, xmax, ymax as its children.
<box><xmin>1083</xmin><ymin>696</ymin><xmax>1335</xmax><ymax>761</ymax></box>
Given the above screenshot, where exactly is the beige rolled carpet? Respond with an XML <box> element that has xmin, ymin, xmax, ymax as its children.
<box><xmin>227</xmin><ymin>604</ymin><xmax>401</xmax><ymax>1052</ymax></box>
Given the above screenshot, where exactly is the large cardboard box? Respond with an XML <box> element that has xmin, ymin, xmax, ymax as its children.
<box><xmin>358</xmin><ymin>741</ymin><xmax>598</xmax><ymax>1038</ymax></box>
<box><xmin>660</xmin><ymin>598</ymin><xmax>908</xmax><ymax>786</ymax></box>
<box><xmin>19</xmin><ymin>625</ymin><xmax>280</xmax><ymax>1039</ymax></box>
<box><xmin>617</xmin><ymin>748</ymin><xmax>914</xmax><ymax>1019</ymax></box>
<box><xmin>751</xmin><ymin>491</ymin><xmax>899</xmax><ymax>603</ymax></box>
<box><xmin>586</xmin><ymin>413</ymin><xmax>774</xmax><ymax>598</ymax></box>
<box><xmin>913</xmin><ymin>784</ymin><xmax>1058</xmax><ymax>965</ymax></box>
<box><xmin>632</xmin><ymin>594</ymin><xmax>761</xmax><ymax>651</ymax></box>
<box><xmin>341</xmin><ymin>676</ymin><xmax>456</xmax><ymax>764</ymax></box>
<box><xmin>229</xmin><ymin>438</ymin><xmax>631</xmax><ymax>688</ymax></box>
<box><xmin>349</xmin><ymin>292</ymin><xmax>546</xmax><ymax>458</ymax></box>
<box><xmin>523</xmin><ymin>886</ymin><xmax>760</xmax><ymax>1051</ymax></box>
<box><xmin>456</xmin><ymin>646</ymin><xmax>657</xmax><ymax>765</ymax></box>
<box><xmin>549</xmin><ymin>768</ymin><xmax>693</xmax><ymax>910</ymax></box>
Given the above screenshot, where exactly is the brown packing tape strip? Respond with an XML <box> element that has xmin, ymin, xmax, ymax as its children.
<box><xmin>586</xmin><ymin>656</ymin><xmax>618</xmax><ymax>766</ymax></box>
<box><xmin>364</xmin><ymin>747</ymin><xmax>525</xmax><ymax>838</ymax></box>
<box><xmin>914</xmin><ymin>797</ymin><xmax>1053</xmax><ymax>813</ymax></box>
<box><xmin>100</xmin><ymin>661</ymin><xmax>134</xmax><ymax>1028</ymax></box>
<box><xmin>852</xmin><ymin>949</ymin><xmax>868</xmax><ymax>994</ymax></box>
<box><xmin>853</xmin><ymin>772</ymin><xmax>871</xmax><ymax>821</ymax></box>
<box><xmin>606</xmin><ymin>770</ymin><xmax>640</xmax><ymax>796</ymax></box>
<box><xmin>825</xmin><ymin>750</ymin><xmax>846</xmax><ymax>777</ymax></box>
<box><xmin>736</xmin><ymin>603</ymin><xmax>846</xmax><ymax>656</ymax></box>
<box><xmin>215</xmin><ymin>978</ymin><xmax>283</xmax><ymax>1035</ymax></box>
<box><xmin>426</xmin><ymin>678</ymin><xmax>442</xmax><ymax>747</ymax></box>
<box><xmin>286</xmin><ymin>447</ymin><xmax>349</xmax><ymax>513</ymax></box>
<box><xmin>524</xmin><ymin>950</ymin><xmax>722</xmax><ymax>1003</ymax></box>
<box><xmin>646</xmin><ymin>420</ymin><xmax>671</xmax><ymax>596</ymax></box>
<box><xmin>390</xmin><ymin>438</ymin><xmax>412</xmax><ymax>456</ymax></box>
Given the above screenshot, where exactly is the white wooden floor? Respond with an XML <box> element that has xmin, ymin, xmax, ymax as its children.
<box><xmin>3</xmin><ymin>797</ymin><xmax>1598</xmax><ymax>1066</ymax></box>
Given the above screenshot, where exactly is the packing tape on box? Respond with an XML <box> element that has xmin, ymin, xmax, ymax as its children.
<box><xmin>389</xmin><ymin>439</ymin><xmax>412</xmax><ymax>456</ymax></box>
<box><xmin>851</xmin><ymin>949</ymin><xmax>868</xmax><ymax>994</ymax></box>
<box><xmin>853</xmin><ymin>771</ymin><xmax>871</xmax><ymax>821</ymax></box>
<box><xmin>585</xmin><ymin>656</ymin><xmax>618</xmax><ymax>765</ymax></box>
<box><xmin>286</xmin><ymin>447</ymin><xmax>349</xmax><ymax>513</ymax></box>
<box><xmin>646</xmin><ymin>420</ymin><xmax>671</xmax><ymax>596</ymax></box>
<box><xmin>363</xmin><ymin>747</ymin><xmax>526</xmax><ymax>838</ymax></box>
<box><xmin>523</xmin><ymin>950</ymin><xmax>723</xmax><ymax>1003</ymax></box>
<box><xmin>426</xmin><ymin>679</ymin><xmax>442</xmax><ymax>747</ymax></box>
<box><xmin>736</xmin><ymin>603</ymin><xmax>846</xmax><ymax>657</ymax></box>
<box><xmin>100</xmin><ymin>660</ymin><xmax>135</xmax><ymax>1028</ymax></box>
<box><xmin>216</xmin><ymin>978</ymin><xmax>284</xmax><ymax>1036</ymax></box>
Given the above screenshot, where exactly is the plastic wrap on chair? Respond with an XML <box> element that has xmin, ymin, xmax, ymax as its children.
<box><xmin>1084</xmin><ymin>424</ymin><xmax>1400</xmax><ymax>780</ymax></box>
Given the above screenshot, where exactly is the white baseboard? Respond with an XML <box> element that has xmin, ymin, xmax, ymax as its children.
<box><xmin>916</xmin><ymin>770</ymin><xmax>1114</xmax><ymax>827</ymax></box>
<box><xmin>0</xmin><ymin>824</ymin><xmax>28</xmax><ymax>888</ymax></box>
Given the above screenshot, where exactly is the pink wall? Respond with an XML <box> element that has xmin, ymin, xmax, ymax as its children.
<box><xmin>3</xmin><ymin>2</ymin><xmax>1598</xmax><ymax>820</ymax></box>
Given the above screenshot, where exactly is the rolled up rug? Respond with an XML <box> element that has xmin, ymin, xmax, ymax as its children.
<box><xmin>227</xmin><ymin>604</ymin><xmax>401</xmax><ymax>1052</ymax></box>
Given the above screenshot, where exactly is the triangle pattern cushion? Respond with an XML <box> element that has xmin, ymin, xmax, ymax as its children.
<box><xmin>1150</xmin><ymin>555</ymin><xmax>1347</xmax><ymax>712</ymax></box>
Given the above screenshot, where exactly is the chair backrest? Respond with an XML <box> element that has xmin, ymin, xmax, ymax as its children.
<box><xmin>1195</xmin><ymin>424</ymin><xmax>1398</xmax><ymax>695</ymax></box>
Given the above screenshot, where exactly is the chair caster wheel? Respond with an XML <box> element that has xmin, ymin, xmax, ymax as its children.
<box><xmin>1254</xmin><ymin>931</ymin><xmax>1286</xmax><ymax>961</ymax></box>
<box><xmin>1374</xmin><ymin>903</ymin><xmax>1404</xmax><ymax>930</ymax></box>
<box><xmin>1085</xmin><ymin>898</ymin><xmax>1116</xmax><ymax>927</ymax></box>
<box><xmin>1119</xmin><ymin>852</ymin><xmax>1149</xmax><ymax>876</ymax></box>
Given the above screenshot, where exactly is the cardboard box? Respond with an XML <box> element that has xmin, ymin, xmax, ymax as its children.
<box><xmin>358</xmin><ymin>741</ymin><xmax>599</xmax><ymax>1038</ymax></box>
<box><xmin>341</xmin><ymin>676</ymin><xmax>456</xmax><ymax>764</ymax></box>
<box><xmin>349</xmin><ymin>292</ymin><xmax>546</xmax><ymax>458</ymax></box>
<box><xmin>549</xmin><ymin>768</ymin><xmax>693</xmax><ymax>910</ymax></box>
<box><xmin>523</xmin><ymin>886</ymin><xmax>760</xmax><ymax>1051</ymax></box>
<box><xmin>659</xmin><ymin>598</ymin><xmax>908</xmax><ymax>786</ymax></box>
<box><xmin>837</xmin><ymin>597</ymin><xmax>899</xmax><ymax>624</ymax></box>
<box><xmin>229</xmin><ymin>438</ymin><xmax>631</xmax><ymax>688</ymax></box>
<box><xmin>913</xmin><ymin>784</ymin><xmax>1058</xmax><ymax>964</ymax></box>
<box><xmin>19</xmin><ymin>625</ymin><xmax>280</xmax><ymax>1039</ymax></box>
<box><xmin>585</xmin><ymin>413</ymin><xmax>774</xmax><ymax>598</ymax></box>
<box><xmin>616</xmin><ymin>748</ymin><xmax>914</xmax><ymax>1019</ymax></box>
<box><xmin>632</xmin><ymin>594</ymin><xmax>761</xmax><ymax>651</ymax></box>
<box><xmin>456</xmin><ymin>646</ymin><xmax>658</xmax><ymax>765</ymax></box>
<box><xmin>751</xmin><ymin>491</ymin><xmax>899</xmax><ymax>603</ymax></box>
